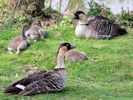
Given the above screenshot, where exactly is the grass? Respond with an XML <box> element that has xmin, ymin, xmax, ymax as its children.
<box><xmin>0</xmin><ymin>23</ymin><xmax>133</xmax><ymax>100</ymax></box>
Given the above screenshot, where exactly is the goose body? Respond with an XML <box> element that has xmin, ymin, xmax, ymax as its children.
<box><xmin>65</xmin><ymin>49</ymin><xmax>88</xmax><ymax>62</ymax></box>
<box><xmin>7</xmin><ymin>36</ymin><xmax>28</xmax><ymax>54</ymax></box>
<box><xmin>73</xmin><ymin>11</ymin><xmax>127</xmax><ymax>39</ymax></box>
<box><xmin>7</xmin><ymin>26</ymin><xmax>29</xmax><ymax>54</ymax></box>
<box><xmin>25</xmin><ymin>21</ymin><xmax>45</xmax><ymax>41</ymax></box>
<box><xmin>4</xmin><ymin>42</ymin><xmax>75</xmax><ymax>96</ymax></box>
<box><xmin>4</xmin><ymin>70</ymin><xmax>66</xmax><ymax>96</ymax></box>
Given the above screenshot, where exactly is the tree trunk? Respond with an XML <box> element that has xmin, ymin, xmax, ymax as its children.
<box><xmin>45</xmin><ymin>0</ymin><xmax>52</xmax><ymax>8</ymax></box>
<box><xmin>65</xmin><ymin>0</ymin><xmax>84</xmax><ymax>13</ymax></box>
<box><xmin>56</xmin><ymin>0</ymin><xmax>62</xmax><ymax>12</ymax></box>
<box><xmin>6</xmin><ymin>0</ymin><xmax>45</xmax><ymax>10</ymax></box>
<box><xmin>29</xmin><ymin>0</ymin><xmax>44</xmax><ymax>10</ymax></box>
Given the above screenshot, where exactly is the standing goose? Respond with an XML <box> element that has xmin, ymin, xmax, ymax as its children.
<box><xmin>72</xmin><ymin>11</ymin><xmax>127</xmax><ymax>39</ymax></box>
<box><xmin>4</xmin><ymin>42</ymin><xmax>75</xmax><ymax>96</ymax></box>
<box><xmin>24</xmin><ymin>20</ymin><xmax>45</xmax><ymax>42</ymax></box>
<box><xmin>7</xmin><ymin>25</ymin><xmax>29</xmax><ymax>54</ymax></box>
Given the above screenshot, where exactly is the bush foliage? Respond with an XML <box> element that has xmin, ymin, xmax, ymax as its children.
<box><xmin>87</xmin><ymin>0</ymin><xmax>133</xmax><ymax>27</ymax></box>
<box><xmin>0</xmin><ymin>0</ymin><xmax>133</xmax><ymax>28</ymax></box>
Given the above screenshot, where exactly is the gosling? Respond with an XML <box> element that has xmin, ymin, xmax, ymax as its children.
<box><xmin>7</xmin><ymin>25</ymin><xmax>29</xmax><ymax>54</ymax></box>
<box><xmin>65</xmin><ymin>49</ymin><xmax>88</xmax><ymax>62</ymax></box>
<box><xmin>24</xmin><ymin>20</ymin><xmax>45</xmax><ymax>42</ymax></box>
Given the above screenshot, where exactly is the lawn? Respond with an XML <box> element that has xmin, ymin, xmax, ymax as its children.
<box><xmin>0</xmin><ymin>22</ymin><xmax>133</xmax><ymax>100</ymax></box>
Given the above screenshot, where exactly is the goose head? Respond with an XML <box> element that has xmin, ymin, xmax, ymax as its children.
<box><xmin>58</xmin><ymin>42</ymin><xmax>76</xmax><ymax>54</ymax></box>
<box><xmin>31</xmin><ymin>20</ymin><xmax>42</xmax><ymax>27</ymax></box>
<box><xmin>55</xmin><ymin>42</ymin><xmax>75</xmax><ymax>69</ymax></box>
<box><xmin>22</xmin><ymin>24</ymin><xmax>29</xmax><ymax>39</ymax></box>
<box><xmin>72</xmin><ymin>11</ymin><xmax>86</xmax><ymax>21</ymax></box>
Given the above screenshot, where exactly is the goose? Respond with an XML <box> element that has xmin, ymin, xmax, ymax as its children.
<box><xmin>4</xmin><ymin>42</ymin><xmax>75</xmax><ymax>96</ymax></box>
<box><xmin>24</xmin><ymin>20</ymin><xmax>45</xmax><ymax>42</ymax></box>
<box><xmin>65</xmin><ymin>49</ymin><xmax>88</xmax><ymax>62</ymax></box>
<box><xmin>72</xmin><ymin>11</ymin><xmax>127</xmax><ymax>39</ymax></box>
<box><xmin>7</xmin><ymin>25</ymin><xmax>29</xmax><ymax>54</ymax></box>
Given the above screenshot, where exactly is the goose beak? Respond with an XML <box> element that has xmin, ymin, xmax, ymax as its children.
<box><xmin>72</xmin><ymin>15</ymin><xmax>78</xmax><ymax>20</ymax></box>
<box><xmin>70</xmin><ymin>15</ymin><xmax>79</xmax><ymax>24</ymax></box>
<box><xmin>70</xmin><ymin>45</ymin><xmax>76</xmax><ymax>49</ymax></box>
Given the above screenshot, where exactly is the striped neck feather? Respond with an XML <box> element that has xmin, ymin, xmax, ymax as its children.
<box><xmin>55</xmin><ymin>49</ymin><xmax>66</xmax><ymax>69</ymax></box>
<box><xmin>79</xmin><ymin>16</ymin><xmax>88</xmax><ymax>25</ymax></box>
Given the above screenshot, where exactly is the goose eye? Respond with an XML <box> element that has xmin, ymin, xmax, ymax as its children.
<box><xmin>66</xmin><ymin>44</ymin><xmax>70</xmax><ymax>48</ymax></box>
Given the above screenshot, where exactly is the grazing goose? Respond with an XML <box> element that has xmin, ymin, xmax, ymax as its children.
<box><xmin>65</xmin><ymin>49</ymin><xmax>88</xmax><ymax>62</ymax></box>
<box><xmin>4</xmin><ymin>42</ymin><xmax>75</xmax><ymax>96</ymax></box>
<box><xmin>24</xmin><ymin>20</ymin><xmax>45</xmax><ymax>41</ymax></box>
<box><xmin>72</xmin><ymin>11</ymin><xmax>127</xmax><ymax>39</ymax></box>
<box><xmin>7</xmin><ymin>26</ymin><xmax>29</xmax><ymax>54</ymax></box>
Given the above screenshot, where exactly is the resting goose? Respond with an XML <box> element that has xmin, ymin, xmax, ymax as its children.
<box><xmin>72</xmin><ymin>11</ymin><xmax>127</xmax><ymax>39</ymax></box>
<box><xmin>7</xmin><ymin>26</ymin><xmax>29</xmax><ymax>54</ymax></box>
<box><xmin>24</xmin><ymin>20</ymin><xmax>45</xmax><ymax>42</ymax></box>
<box><xmin>4</xmin><ymin>42</ymin><xmax>75</xmax><ymax>96</ymax></box>
<box><xmin>65</xmin><ymin>49</ymin><xmax>88</xmax><ymax>62</ymax></box>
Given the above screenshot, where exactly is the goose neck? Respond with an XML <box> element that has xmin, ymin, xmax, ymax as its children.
<box><xmin>55</xmin><ymin>50</ymin><xmax>66</xmax><ymax>69</ymax></box>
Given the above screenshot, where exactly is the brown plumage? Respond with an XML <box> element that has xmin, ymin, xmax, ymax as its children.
<box><xmin>4</xmin><ymin>42</ymin><xmax>75</xmax><ymax>96</ymax></box>
<box><xmin>65</xmin><ymin>49</ymin><xmax>88</xmax><ymax>62</ymax></box>
<box><xmin>24</xmin><ymin>21</ymin><xmax>45</xmax><ymax>41</ymax></box>
<box><xmin>72</xmin><ymin>11</ymin><xmax>127</xmax><ymax>39</ymax></box>
<box><xmin>7</xmin><ymin>26</ymin><xmax>29</xmax><ymax>54</ymax></box>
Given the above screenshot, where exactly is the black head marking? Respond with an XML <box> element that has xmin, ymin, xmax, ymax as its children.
<box><xmin>74</xmin><ymin>11</ymin><xmax>85</xmax><ymax>16</ymax></box>
<box><xmin>59</xmin><ymin>42</ymin><xmax>75</xmax><ymax>50</ymax></box>
<box><xmin>58</xmin><ymin>42</ymin><xmax>75</xmax><ymax>52</ymax></box>
<box><xmin>73</xmin><ymin>11</ymin><xmax>85</xmax><ymax>19</ymax></box>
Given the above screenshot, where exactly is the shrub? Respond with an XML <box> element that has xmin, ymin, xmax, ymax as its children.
<box><xmin>87</xmin><ymin>0</ymin><xmax>116</xmax><ymax>21</ymax></box>
<box><xmin>86</xmin><ymin>0</ymin><xmax>133</xmax><ymax>28</ymax></box>
<box><xmin>41</xmin><ymin>7</ymin><xmax>63</xmax><ymax>22</ymax></box>
<box><xmin>116</xmin><ymin>8</ymin><xmax>133</xmax><ymax>28</ymax></box>
<box><xmin>46</xmin><ymin>16</ymin><xmax>74</xmax><ymax>38</ymax></box>
<box><xmin>0</xmin><ymin>9</ymin><xmax>33</xmax><ymax>28</ymax></box>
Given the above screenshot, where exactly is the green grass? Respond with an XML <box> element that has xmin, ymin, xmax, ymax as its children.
<box><xmin>0</xmin><ymin>24</ymin><xmax>133</xmax><ymax>100</ymax></box>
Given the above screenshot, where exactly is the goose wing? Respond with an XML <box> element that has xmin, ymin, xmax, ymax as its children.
<box><xmin>87</xmin><ymin>18</ymin><xmax>114</xmax><ymax>35</ymax></box>
<box><xmin>18</xmin><ymin>72</ymin><xmax>64</xmax><ymax>96</ymax></box>
<box><xmin>4</xmin><ymin>70</ymin><xmax>52</xmax><ymax>94</ymax></box>
<box><xmin>87</xmin><ymin>16</ymin><xmax>113</xmax><ymax>22</ymax></box>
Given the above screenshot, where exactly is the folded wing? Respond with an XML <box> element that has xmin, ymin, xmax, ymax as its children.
<box><xmin>19</xmin><ymin>73</ymin><xmax>64</xmax><ymax>96</ymax></box>
<box><xmin>4</xmin><ymin>70</ymin><xmax>52</xmax><ymax>94</ymax></box>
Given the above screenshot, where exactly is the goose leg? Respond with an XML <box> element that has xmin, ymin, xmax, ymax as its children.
<box><xmin>16</xmin><ymin>47</ymin><xmax>20</xmax><ymax>55</ymax></box>
<box><xmin>39</xmin><ymin>29</ymin><xmax>44</xmax><ymax>39</ymax></box>
<box><xmin>34</xmin><ymin>40</ymin><xmax>37</xmax><ymax>42</ymax></box>
<box><xmin>40</xmin><ymin>35</ymin><xmax>44</xmax><ymax>39</ymax></box>
<box><xmin>9</xmin><ymin>51</ymin><xmax>13</xmax><ymax>54</ymax></box>
<box><xmin>7</xmin><ymin>48</ymin><xmax>13</xmax><ymax>54</ymax></box>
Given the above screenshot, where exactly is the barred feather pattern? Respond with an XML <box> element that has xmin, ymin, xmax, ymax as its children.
<box><xmin>4</xmin><ymin>47</ymin><xmax>67</xmax><ymax>96</ymax></box>
<box><xmin>75</xmin><ymin>16</ymin><xmax>127</xmax><ymax>39</ymax></box>
<box><xmin>89</xmin><ymin>19</ymin><xmax>117</xmax><ymax>36</ymax></box>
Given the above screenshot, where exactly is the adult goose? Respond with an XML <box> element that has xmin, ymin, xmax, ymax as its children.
<box><xmin>72</xmin><ymin>11</ymin><xmax>127</xmax><ymax>39</ymax></box>
<box><xmin>7</xmin><ymin>26</ymin><xmax>29</xmax><ymax>54</ymax></box>
<box><xmin>4</xmin><ymin>42</ymin><xmax>75</xmax><ymax>96</ymax></box>
<box><xmin>24</xmin><ymin>20</ymin><xmax>45</xmax><ymax>41</ymax></box>
<box><xmin>65</xmin><ymin>49</ymin><xmax>88</xmax><ymax>62</ymax></box>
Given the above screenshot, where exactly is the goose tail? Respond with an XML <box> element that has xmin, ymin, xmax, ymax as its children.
<box><xmin>4</xmin><ymin>85</ymin><xmax>22</xmax><ymax>94</ymax></box>
<box><xmin>4</xmin><ymin>77</ymin><xmax>29</xmax><ymax>94</ymax></box>
<box><xmin>118</xmin><ymin>27</ymin><xmax>127</xmax><ymax>35</ymax></box>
